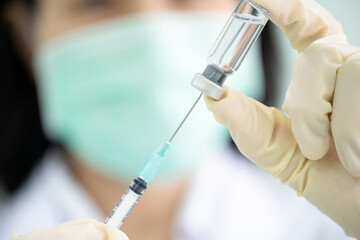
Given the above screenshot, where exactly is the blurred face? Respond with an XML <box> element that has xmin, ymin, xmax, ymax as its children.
<box><xmin>33</xmin><ymin>0</ymin><xmax>235</xmax><ymax>47</ymax></box>
<box><xmin>19</xmin><ymin>0</ymin><xmax>237</xmax><ymax>183</ymax></box>
<box><xmin>5</xmin><ymin>0</ymin><xmax>265</xmax><ymax>192</ymax></box>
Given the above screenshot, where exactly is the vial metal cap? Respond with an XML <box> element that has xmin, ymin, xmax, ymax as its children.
<box><xmin>191</xmin><ymin>73</ymin><xmax>225</xmax><ymax>100</ymax></box>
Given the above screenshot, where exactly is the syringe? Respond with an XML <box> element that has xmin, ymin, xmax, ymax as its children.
<box><xmin>104</xmin><ymin>94</ymin><xmax>202</xmax><ymax>229</ymax></box>
<box><xmin>104</xmin><ymin>142</ymin><xmax>170</xmax><ymax>229</ymax></box>
<box><xmin>105</xmin><ymin>0</ymin><xmax>269</xmax><ymax>229</ymax></box>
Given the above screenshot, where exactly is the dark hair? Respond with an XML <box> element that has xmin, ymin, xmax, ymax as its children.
<box><xmin>261</xmin><ymin>22</ymin><xmax>279</xmax><ymax>107</ymax></box>
<box><xmin>0</xmin><ymin>0</ymin><xmax>50</xmax><ymax>195</ymax></box>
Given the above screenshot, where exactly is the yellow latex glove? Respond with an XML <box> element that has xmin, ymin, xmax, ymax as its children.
<box><xmin>204</xmin><ymin>0</ymin><xmax>360</xmax><ymax>238</ymax></box>
<box><xmin>205</xmin><ymin>88</ymin><xmax>360</xmax><ymax>238</ymax></box>
<box><xmin>255</xmin><ymin>0</ymin><xmax>360</xmax><ymax>176</ymax></box>
<box><xmin>11</xmin><ymin>219</ymin><xmax>128</xmax><ymax>240</ymax></box>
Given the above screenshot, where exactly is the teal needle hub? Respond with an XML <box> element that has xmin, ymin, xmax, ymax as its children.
<box><xmin>139</xmin><ymin>142</ymin><xmax>171</xmax><ymax>183</ymax></box>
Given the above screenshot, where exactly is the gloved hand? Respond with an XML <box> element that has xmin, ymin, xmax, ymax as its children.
<box><xmin>205</xmin><ymin>87</ymin><xmax>360</xmax><ymax>237</ymax></box>
<box><xmin>11</xmin><ymin>219</ymin><xmax>128</xmax><ymax>240</ymax></box>
<box><xmin>204</xmin><ymin>0</ymin><xmax>360</xmax><ymax>238</ymax></box>
<box><xmin>257</xmin><ymin>0</ymin><xmax>360</xmax><ymax>176</ymax></box>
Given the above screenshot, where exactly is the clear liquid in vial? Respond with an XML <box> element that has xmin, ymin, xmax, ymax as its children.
<box><xmin>207</xmin><ymin>13</ymin><xmax>267</xmax><ymax>74</ymax></box>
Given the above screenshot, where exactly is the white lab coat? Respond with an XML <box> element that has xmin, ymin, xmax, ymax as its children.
<box><xmin>0</xmin><ymin>148</ymin><xmax>354</xmax><ymax>240</ymax></box>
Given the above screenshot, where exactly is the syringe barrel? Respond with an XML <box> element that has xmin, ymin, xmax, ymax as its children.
<box><xmin>105</xmin><ymin>177</ymin><xmax>147</xmax><ymax>229</ymax></box>
<box><xmin>192</xmin><ymin>0</ymin><xmax>270</xmax><ymax>100</ymax></box>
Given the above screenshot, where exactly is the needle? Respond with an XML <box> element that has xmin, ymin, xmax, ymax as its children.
<box><xmin>168</xmin><ymin>93</ymin><xmax>203</xmax><ymax>143</ymax></box>
<box><xmin>106</xmin><ymin>93</ymin><xmax>203</xmax><ymax>229</ymax></box>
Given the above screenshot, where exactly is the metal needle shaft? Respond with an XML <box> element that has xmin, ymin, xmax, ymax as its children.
<box><xmin>168</xmin><ymin>93</ymin><xmax>203</xmax><ymax>143</ymax></box>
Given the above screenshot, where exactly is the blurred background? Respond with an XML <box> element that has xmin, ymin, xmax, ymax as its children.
<box><xmin>0</xmin><ymin>0</ymin><xmax>359</xmax><ymax>240</ymax></box>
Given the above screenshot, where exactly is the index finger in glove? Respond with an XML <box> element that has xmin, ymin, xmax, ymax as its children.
<box><xmin>11</xmin><ymin>219</ymin><xmax>129</xmax><ymax>240</ymax></box>
<box><xmin>204</xmin><ymin>87</ymin><xmax>298</xmax><ymax>175</ymax></box>
<box><xmin>252</xmin><ymin>0</ymin><xmax>344</xmax><ymax>52</ymax></box>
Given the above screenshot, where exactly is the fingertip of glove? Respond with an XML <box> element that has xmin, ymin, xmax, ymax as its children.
<box><xmin>203</xmin><ymin>94</ymin><xmax>216</xmax><ymax>115</ymax></box>
<box><xmin>302</xmin><ymin>149</ymin><xmax>326</xmax><ymax>161</ymax></box>
<box><xmin>289</xmin><ymin>113</ymin><xmax>332</xmax><ymax>161</ymax></box>
<box><xmin>296</xmin><ymin>135</ymin><xmax>330</xmax><ymax>161</ymax></box>
<box><xmin>344</xmin><ymin>166</ymin><xmax>360</xmax><ymax>177</ymax></box>
<box><xmin>67</xmin><ymin>219</ymin><xmax>129</xmax><ymax>240</ymax></box>
<box><xmin>203</xmin><ymin>93</ymin><xmax>214</xmax><ymax>104</ymax></box>
<box><xmin>98</xmin><ymin>223</ymin><xmax>129</xmax><ymax>240</ymax></box>
<box><xmin>333</xmin><ymin>138</ymin><xmax>360</xmax><ymax>177</ymax></box>
<box><xmin>203</xmin><ymin>86</ymin><xmax>231</xmax><ymax>110</ymax></box>
<box><xmin>203</xmin><ymin>86</ymin><xmax>245</xmax><ymax>126</ymax></box>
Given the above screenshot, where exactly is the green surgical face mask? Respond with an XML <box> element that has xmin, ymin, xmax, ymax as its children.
<box><xmin>34</xmin><ymin>12</ymin><xmax>264</xmax><ymax>184</ymax></box>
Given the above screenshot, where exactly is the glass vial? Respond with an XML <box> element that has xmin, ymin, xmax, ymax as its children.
<box><xmin>192</xmin><ymin>0</ymin><xmax>270</xmax><ymax>100</ymax></box>
<box><xmin>208</xmin><ymin>0</ymin><xmax>270</xmax><ymax>74</ymax></box>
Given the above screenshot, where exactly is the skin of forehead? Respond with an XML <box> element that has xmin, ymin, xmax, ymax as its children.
<box><xmin>33</xmin><ymin>0</ymin><xmax>235</xmax><ymax>46</ymax></box>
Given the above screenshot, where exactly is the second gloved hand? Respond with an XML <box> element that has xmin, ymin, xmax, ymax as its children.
<box><xmin>11</xmin><ymin>219</ymin><xmax>128</xmax><ymax>240</ymax></box>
